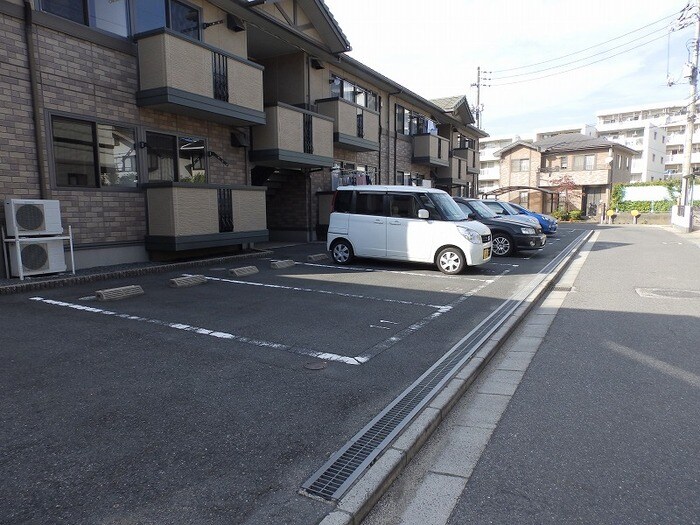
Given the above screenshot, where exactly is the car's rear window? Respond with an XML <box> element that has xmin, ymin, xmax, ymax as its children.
<box><xmin>333</xmin><ymin>191</ymin><xmax>352</xmax><ymax>212</ymax></box>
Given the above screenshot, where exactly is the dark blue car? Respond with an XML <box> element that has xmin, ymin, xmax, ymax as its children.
<box><xmin>508</xmin><ymin>202</ymin><xmax>558</xmax><ymax>234</ymax></box>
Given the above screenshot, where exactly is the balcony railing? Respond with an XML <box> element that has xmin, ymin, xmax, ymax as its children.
<box><xmin>250</xmin><ymin>103</ymin><xmax>334</xmax><ymax>169</ymax></box>
<box><xmin>143</xmin><ymin>182</ymin><xmax>268</xmax><ymax>252</ymax></box>
<box><xmin>135</xmin><ymin>29</ymin><xmax>265</xmax><ymax>126</ymax></box>
<box><xmin>316</xmin><ymin>98</ymin><xmax>380</xmax><ymax>152</ymax></box>
<box><xmin>479</xmin><ymin>166</ymin><xmax>500</xmax><ymax>180</ymax></box>
<box><xmin>412</xmin><ymin>134</ymin><xmax>450</xmax><ymax>167</ymax></box>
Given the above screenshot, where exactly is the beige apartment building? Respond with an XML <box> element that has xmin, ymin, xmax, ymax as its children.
<box><xmin>0</xmin><ymin>0</ymin><xmax>484</xmax><ymax>276</ymax></box>
<box><xmin>493</xmin><ymin>134</ymin><xmax>637</xmax><ymax>216</ymax></box>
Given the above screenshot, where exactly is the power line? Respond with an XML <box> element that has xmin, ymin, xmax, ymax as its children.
<box><xmin>486</xmin><ymin>26</ymin><xmax>670</xmax><ymax>80</ymax></box>
<box><xmin>485</xmin><ymin>32</ymin><xmax>671</xmax><ymax>87</ymax></box>
<box><xmin>486</xmin><ymin>9</ymin><xmax>684</xmax><ymax>74</ymax></box>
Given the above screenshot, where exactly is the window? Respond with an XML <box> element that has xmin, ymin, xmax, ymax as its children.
<box><xmin>52</xmin><ymin>116</ymin><xmax>137</xmax><ymax>188</ymax></box>
<box><xmin>395</xmin><ymin>105</ymin><xmax>406</xmax><ymax>135</ymax></box>
<box><xmin>333</xmin><ymin>191</ymin><xmax>352</xmax><ymax>213</ymax></box>
<box><xmin>41</xmin><ymin>0</ymin><xmax>87</xmax><ymax>26</ymax></box>
<box><xmin>455</xmin><ymin>134</ymin><xmax>475</xmax><ymax>149</ymax></box>
<box><xmin>389</xmin><ymin>194</ymin><xmax>418</xmax><ymax>218</ymax></box>
<box><xmin>394</xmin><ymin>171</ymin><xmax>410</xmax><ymax>185</ymax></box>
<box><xmin>41</xmin><ymin>0</ymin><xmax>129</xmax><ymax>36</ymax></box>
<box><xmin>395</xmin><ymin>105</ymin><xmax>435</xmax><ymax>136</ymax></box>
<box><xmin>178</xmin><ymin>137</ymin><xmax>206</xmax><ymax>182</ymax></box>
<box><xmin>560</xmin><ymin>156</ymin><xmax>568</xmax><ymax>169</ymax></box>
<box><xmin>133</xmin><ymin>0</ymin><xmax>201</xmax><ymax>40</ymax></box>
<box><xmin>652</xmin><ymin>153</ymin><xmax>656</xmax><ymax>162</ymax></box>
<box><xmin>510</xmin><ymin>158</ymin><xmax>530</xmax><ymax>172</ymax></box>
<box><xmin>91</xmin><ymin>0</ymin><xmax>130</xmax><ymax>36</ymax></box>
<box><xmin>330</xmin><ymin>75</ymin><xmax>379</xmax><ymax>111</ymax></box>
<box><xmin>573</xmin><ymin>154</ymin><xmax>595</xmax><ymax>170</ymax></box>
<box><xmin>145</xmin><ymin>131</ymin><xmax>207</xmax><ymax>182</ymax></box>
<box><xmin>41</xmin><ymin>0</ymin><xmax>202</xmax><ymax>39</ymax></box>
<box><xmin>519</xmin><ymin>191</ymin><xmax>529</xmax><ymax>206</ymax></box>
<box><xmin>355</xmin><ymin>193</ymin><xmax>384</xmax><ymax>216</ymax></box>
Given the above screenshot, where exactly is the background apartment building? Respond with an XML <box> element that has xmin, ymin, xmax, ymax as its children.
<box><xmin>479</xmin><ymin>105</ymin><xmax>684</xmax><ymax>204</ymax></box>
<box><xmin>0</xmin><ymin>0</ymin><xmax>484</xmax><ymax>277</ymax></box>
<box><xmin>492</xmin><ymin>133</ymin><xmax>636</xmax><ymax>216</ymax></box>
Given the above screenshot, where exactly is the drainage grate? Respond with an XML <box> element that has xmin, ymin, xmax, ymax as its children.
<box><xmin>301</xmin><ymin>231</ymin><xmax>591</xmax><ymax>501</ymax></box>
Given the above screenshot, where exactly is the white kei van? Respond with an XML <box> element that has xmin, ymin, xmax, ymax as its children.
<box><xmin>326</xmin><ymin>185</ymin><xmax>492</xmax><ymax>274</ymax></box>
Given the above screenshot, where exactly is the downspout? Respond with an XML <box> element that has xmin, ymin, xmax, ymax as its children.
<box><xmin>388</xmin><ymin>90</ymin><xmax>402</xmax><ymax>184</ymax></box>
<box><xmin>24</xmin><ymin>1</ymin><xmax>48</xmax><ymax>199</ymax></box>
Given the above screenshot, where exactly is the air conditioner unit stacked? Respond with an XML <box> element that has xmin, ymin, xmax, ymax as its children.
<box><xmin>3</xmin><ymin>199</ymin><xmax>68</xmax><ymax>278</ymax></box>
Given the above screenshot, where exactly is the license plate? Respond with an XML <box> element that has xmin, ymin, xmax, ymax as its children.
<box><xmin>483</xmin><ymin>247</ymin><xmax>491</xmax><ymax>259</ymax></box>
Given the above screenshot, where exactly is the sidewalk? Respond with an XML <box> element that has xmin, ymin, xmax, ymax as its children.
<box><xmin>363</xmin><ymin>225</ymin><xmax>700</xmax><ymax>524</ymax></box>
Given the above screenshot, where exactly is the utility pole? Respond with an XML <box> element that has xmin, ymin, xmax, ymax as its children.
<box><xmin>681</xmin><ymin>0</ymin><xmax>700</xmax><ymax>209</ymax></box>
<box><xmin>471</xmin><ymin>67</ymin><xmax>482</xmax><ymax>129</ymax></box>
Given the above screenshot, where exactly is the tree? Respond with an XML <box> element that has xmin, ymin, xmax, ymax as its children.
<box><xmin>548</xmin><ymin>174</ymin><xmax>580</xmax><ymax>212</ymax></box>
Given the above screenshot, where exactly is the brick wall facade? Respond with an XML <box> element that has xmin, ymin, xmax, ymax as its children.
<box><xmin>0</xmin><ymin>14</ymin><xmax>40</xmax><ymax>214</ymax></box>
<box><xmin>1</xmin><ymin>13</ymin><xmax>249</xmax><ymax>256</ymax></box>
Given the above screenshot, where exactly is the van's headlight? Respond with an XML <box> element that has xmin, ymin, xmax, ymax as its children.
<box><xmin>520</xmin><ymin>227</ymin><xmax>536</xmax><ymax>235</ymax></box>
<box><xmin>457</xmin><ymin>225</ymin><xmax>481</xmax><ymax>243</ymax></box>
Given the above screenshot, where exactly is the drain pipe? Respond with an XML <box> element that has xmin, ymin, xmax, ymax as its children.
<box><xmin>388</xmin><ymin>90</ymin><xmax>402</xmax><ymax>184</ymax></box>
<box><xmin>24</xmin><ymin>1</ymin><xmax>48</xmax><ymax>200</ymax></box>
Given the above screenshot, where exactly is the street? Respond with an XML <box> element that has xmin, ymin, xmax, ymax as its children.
<box><xmin>364</xmin><ymin>225</ymin><xmax>700</xmax><ymax>525</ymax></box>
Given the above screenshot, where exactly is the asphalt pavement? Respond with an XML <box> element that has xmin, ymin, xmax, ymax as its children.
<box><xmin>363</xmin><ymin>225</ymin><xmax>700</xmax><ymax>525</ymax></box>
<box><xmin>0</xmin><ymin>231</ymin><xmax>587</xmax><ymax>525</ymax></box>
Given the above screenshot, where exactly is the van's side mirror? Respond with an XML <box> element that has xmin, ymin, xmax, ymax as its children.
<box><xmin>418</xmin><ymin>209</ymin><xmax>429</xmax><ymax>219</ymax></box>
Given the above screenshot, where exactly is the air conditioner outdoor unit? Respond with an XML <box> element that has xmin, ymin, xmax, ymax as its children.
<box><xmin>8</xmin><ymin>238</ymin><xmax>67</xmax><ymax>277</ymax></box>
<box><xmin>4</xmin><ymin>198</ymin><xmax>63</xmax><ymax>236</ymax></box>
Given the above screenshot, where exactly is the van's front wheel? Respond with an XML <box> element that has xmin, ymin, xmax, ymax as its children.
<box><xmin>436</xmin><ymin>247</ymin><xmax>465</xmax><ymax>275</ymax></box>
<box><xmin>330</xmin><ymin>239</ymin><xmax>354</xmax><ymax>265</ymax></box>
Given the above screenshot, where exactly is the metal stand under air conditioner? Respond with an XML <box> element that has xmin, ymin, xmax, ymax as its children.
<box><xmin>1</xmin><ymin>225</ymin><xmax>76</xmax><ymax>281</ymax></box>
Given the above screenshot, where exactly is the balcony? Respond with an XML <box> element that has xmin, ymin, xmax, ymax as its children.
<box><xmin>479</xmin><ymin>166</ymin><xmax>501</xmax><ymax>181</ymax></box>
<box><xmin>435</xmin><ymin>157</ymin><xmax>473</xmax><ymax>184</ymax></box>
<box><xmin>250</xmin><ymin>103</ymin><xmax>334</xmax><ymax>169</ymax></box>
<box><xmin>135</xmin><ymin>29</ymin><xmax>265</xmax><ymax>126</ymax></box>
<box><xmin>144</xmin><ymin>182</ymin><xmax>268</xmax><ymax>252</ymax></box>
<box><xmin>412</xmin><ymin>134</ymin><xmax>450</xmax><ymax>167</ymax></box>
<box><xmin>316</xmin><ymin>98</ymin><xmax>380</xmax><ymax>151</ymax></box>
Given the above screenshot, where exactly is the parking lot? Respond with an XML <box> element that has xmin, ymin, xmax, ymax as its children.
<box><xmin>0</xmin><ymin>226</ymin><xmax>590</xmax><ymax>525</ymax></box>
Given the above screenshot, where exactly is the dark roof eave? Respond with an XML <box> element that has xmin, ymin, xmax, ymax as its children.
<box><xmin>224</xmin><ymin>0</ymin><xmax>349</xmax><ymax>54</ymax></box>
<box><xmin>543</xmin><ymin>144</ymin><xmax>639</xmax><ymax>155</ymax></box>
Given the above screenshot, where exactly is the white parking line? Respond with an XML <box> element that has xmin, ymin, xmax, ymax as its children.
<box><xmin>356</xmin><ymin>268</ymin><xmax>512</xmax><ymax>361</ymax></box>
<box><xmin>29</xmin><ymin>297</ymin><xmax>365</xmax><ymax>366</ymax></box>
<box><xmin>189</xmin><ymin>274</ymin><xmax>447</xmax><ymax>309</ymax></box>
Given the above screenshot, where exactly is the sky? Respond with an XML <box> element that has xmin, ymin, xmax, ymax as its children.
<box><xmin>322</xmin><ymin>0</ymin><xmax>696</xmax><ymax>137</ymax></box>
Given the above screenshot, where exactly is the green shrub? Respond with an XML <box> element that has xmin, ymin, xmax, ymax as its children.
<box><xmin>569</xmin><ymin>210</ymin><xmax>582</xmax><ymax>220</ymax></box>
<box><xmin>552</xmin><ymin>209</ymin><xmax>569</xmax><ymax>220</ymax></box>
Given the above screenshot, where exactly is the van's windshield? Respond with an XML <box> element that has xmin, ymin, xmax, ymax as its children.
<box><xmin>422</xmin><ymin>193</ymin><xmax>467</xmax><ymax>221</ymax></box>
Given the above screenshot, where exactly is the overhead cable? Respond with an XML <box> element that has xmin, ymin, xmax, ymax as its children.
<box><xmin>485</xmin><ymin>32</ymin><xmax>671</xmax><ymax>87</ymax></box>
<box><xmin>487</xmin><ymin>9</ymin><xmax>684</xmax><ymax>75</ymax></box>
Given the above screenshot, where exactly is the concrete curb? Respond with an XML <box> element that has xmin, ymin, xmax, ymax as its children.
<box><xmin>0</xmin><ymin>250</ymin><xmax>273</xmax><ymax>296</ymax></box>
<box><xmin>319</xmin><ymin>231</ymin><xmax>594</xmax><ymax>525</ymax></box>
